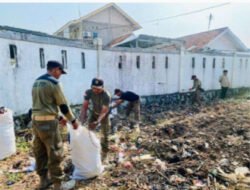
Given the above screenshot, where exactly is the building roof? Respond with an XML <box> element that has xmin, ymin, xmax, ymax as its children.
<box><xmin>54</xmin><ymin>3</ymin><xmax>142</xmax><ymax>35</ymax></box>
<box><xmin>108</xmin><ymin>33</ymin><xmax>135</xmax><ymax>47</ymax></box>
<box><xmin>176</xmin><ymin>27</ymin><xmax>228</xmax><ymax>51</ymax></box>
<box><xmin>110</xmin><ymin>34</ymin><xmax>183</xmax><ymax>48</ymax></box>
<box><xmin>0</xmin><ymin>25</ymin><xmax>54</xmax><ymax>38</ymax></box>
<box><xmin>0</xmin><ymin>25</ymin><xmax>94</xmax><ymax>49</ymax></box>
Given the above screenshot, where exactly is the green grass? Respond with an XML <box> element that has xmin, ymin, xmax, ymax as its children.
<box><xmin>5</xmin><ymin>172</ymin><xmax>23</xmax><ymax>183</ymax></box>
<box><xmin>16</xmin><ymin>137</ymin><xmax>31</xmax><ymax>153</ymax></box>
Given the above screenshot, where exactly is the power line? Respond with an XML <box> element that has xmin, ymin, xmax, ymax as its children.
<box><xmin>144</xmin><ymin>2</ymin><xmax>229</xmax><ymax>24</ymax></box>
<box><xmin>97</xmin><ymin>2</ymin><xmax>230</xmax><ymax>31</ymax></box>
<box><xmin>60</xmin><ymin>2</ymin><xmax>230</xmax><ymax>33</ymax></box>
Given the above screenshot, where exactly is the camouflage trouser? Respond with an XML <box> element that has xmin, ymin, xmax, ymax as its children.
<box><xmin>89</xmin><ymin>112</ymin><xmax>110</xmax><ymax>155</ymax></box>
<box><xmin>126</xmin><ymin>100</ymin><xmax>141</xmax><ymax>123</ymax></box>
<box><xmin>192</xmin><ymin>90</ymin><xmax>201</xmax><ymax>105</ymax></box>
<box><xmin>32</xmin><ymin>119</ymin><xmax>64</xmax><ymax>183</ymax></box>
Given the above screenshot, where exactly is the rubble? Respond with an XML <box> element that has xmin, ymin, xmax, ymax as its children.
<box><xmin>0</xmin><ymin>99</ymin><xmax>250</xmax><ymax>189</ymax></box>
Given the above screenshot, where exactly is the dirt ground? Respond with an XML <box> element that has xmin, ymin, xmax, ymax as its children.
<box><xmin>0</xmin><ymin>98</ymin><xmax>250</xmax><ymax>190</ymax></box>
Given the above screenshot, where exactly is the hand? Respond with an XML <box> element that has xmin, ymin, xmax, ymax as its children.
<box><xmin>88</xmin><ymin>121</ymin><xmax>99</xmax><ymax>130</ymax></box>
<box><xmin>72</xmin><ymin>119</ymin><xmax>79</xmax><ymax>130</ymax></box>
<box><xmin>59</xmin><ymin>117</ymin><xmax>67</xmax><ymax>126</ymax></box>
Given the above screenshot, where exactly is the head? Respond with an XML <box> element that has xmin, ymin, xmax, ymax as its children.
<box><xmin>0</xmin><ymin>106</ymin><xmax>5</xmax><ymax>114</ymax></box>
<box><xmin>114</xmin><ymin>89</ymin><xmax>122</xmax><ymax>97</ymax></box>
<box><xmin>47</xmin><ymin>60</ymin><xmax>66</xmax><ymax>79</ymax></box>
<box><xmin>191</xmin><ymin>75</ymin><xmax>197</xmax><ymax>80</ymax></box>
<box><xmin>223</xmin><ymin>70</ymin><xmax>228</xmax><ymax>75</ymax></box>
<box><xmin>91</xmin><ymin>78</ymin><xmax>104</xmax><ymax>94</ymax></box>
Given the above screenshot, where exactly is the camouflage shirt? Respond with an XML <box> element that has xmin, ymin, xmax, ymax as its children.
<box><xmin>32</xmin><ymin>74</ymin><xmax>74</xmax><ymax>121</ymax></box>
<box><xmin>84</xmin><ymin>89</ymin><xmax>111</xmax><ymax>114</ymax></box>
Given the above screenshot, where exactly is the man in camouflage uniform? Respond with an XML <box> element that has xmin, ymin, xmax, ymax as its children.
<box><xmin>79</xmin><ymin>78</ymin><xmax>111</xmax><ymax>160</ymax></box>
<box><xmin>189</xmin><ymin>75</ymin><xmax>202</xmax><ymax>106</ymax></box>
<box><xmin>32</xmin><ymin>60</ymin><xmax>79</xmax><ymax>190</ymax></box>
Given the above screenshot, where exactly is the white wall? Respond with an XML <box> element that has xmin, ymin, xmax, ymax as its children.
<box><xmin>0</xmin><ymin>37</ymin><xmax>97</xmax><ymax>115</ymax></box>
<box><xmin>1</xmin><ymin>37</ymin><xmax>250</xmax><ymax>115</ymax></box>
<box><xmin>100</xmin><ymin>50</ymin><xmax>250</xmax><ymax>97</ymax></box>
<box><xmin>100</xmin><ymin>51</ymin><xmax>180</xmax><ymax>96</ymax></box>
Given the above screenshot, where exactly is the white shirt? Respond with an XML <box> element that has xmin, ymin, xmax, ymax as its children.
<box><xmin>219</xmin><ymin>75</ymin><xmax>230</xmax><ymax>87</ymax></box>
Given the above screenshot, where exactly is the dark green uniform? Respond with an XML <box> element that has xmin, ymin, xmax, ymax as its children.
<box><xmin>32</xmin><ymin>74</ymin><xmax>75</xmax><ymax>183</ymax></box>
<box><xmin>84</xmin><ymin>89</ymin><xmax>111</xmax><ymax>154</ymax></box>
<box><xmin>192</xmin><ymin>78</ymin><xmax>202</xmax><ymax>105</ymax></box>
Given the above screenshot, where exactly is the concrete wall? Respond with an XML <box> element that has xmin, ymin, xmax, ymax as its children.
<box><xmin>100</xmin><ymin>49</ymin><xmax>250</xmax><ymax>97</ymax></box>
<box><xmin>100</xmin><ymin>50</ymin><xmax>180</xmax><ymax>96</ymax></box>
<box><xmin>0</xmin><ymin>37</ymin><xmax>97</xmax><ymax>115</ymax></box>
<box><xmin>1</xmin><ymin>36</ymin><xmax>250</xmax><ymax>115</ymax></box>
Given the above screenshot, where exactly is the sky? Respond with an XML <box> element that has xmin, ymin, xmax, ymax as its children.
<box><xmin>1</xmin><ymin>2</ymin><xmax>250</xmax><ymax>47</ymax></box>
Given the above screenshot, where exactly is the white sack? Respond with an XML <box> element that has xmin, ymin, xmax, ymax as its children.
<box><xmin>68</xmin><ymin>125</ymin><xmax>103</xmax><ymax>180</ymax></box>
<box><xmin>0</xmin><ymin>108</ymin><xmax>16</xmax><ymax>160</ymax></box>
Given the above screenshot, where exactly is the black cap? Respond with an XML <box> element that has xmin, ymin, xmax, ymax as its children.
<box><xmin>191</xmin><ymin>75</ymin><xmax>196</xmax><ymax>80</ymax></box>
<box><xmin>47</xmin><ymin>60</ymin><xmax>67</xmax><ymax>74</ymax></box>
<box><xmin>91</xmin><ymin>78</ymin><xmax>104</xmax><ymax>88</ymax></box>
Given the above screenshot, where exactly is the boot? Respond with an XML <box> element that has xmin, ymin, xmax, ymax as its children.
<box><xmin>37</xmin><ymin>174</ymin><xmax>52</xmax><ymax>190</ymax></box>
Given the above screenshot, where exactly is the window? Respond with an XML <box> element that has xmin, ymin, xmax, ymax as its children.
<box><xmin>152</xmin><ymin>56</ymin><xmax>156</xmax><ymax>69</ymax></box>
<box><xmin>240</xmin><ymin>58</ymin><xmax>243</xmax><ymax>68</ymax></box>
<box><xmin>39</xmin><ymin>48</ymin><xmax>45</xmax><ymax>68</ymax></box>
<box><xmin>222</xmin><ymin>58</ymin><xmax>225</xmax><ymax>68</ymax></box>
<box><xmin>246</xmin><ymin>59</ymin><xmax>248</xmax><ymax>69</ymax></box>
<box><xmin>118</xmin><ymin>55</ymin><xmax>122</xmax><ymax>69</ymax></box>
<box><xmin>61</xmin><ymin>50</ymin><xmax>67</xmax><ymax>69</ymax></box>
<box><xmin>9</xmin><ymin>44</ymin><xmax>17</xmax><ymax>60</ymax></box>
<box><xmin>192</xmin><ymin>57</ymin><xmax>195</xmax><ymax>68</ymax></box>
<box><xmin>93</xmin><ymin>32</ymin><xmax>98</xmax><ymax>38</ymax></box>
<box><xmin>136</xmin><ymin>56</ymin><xmax>140</xmax><ymax>69</ymax></box>
<box><xmin>213</xmin><ymin>58</ymin><xmax>216</xmax><ymax>68</ymax></box>
<box><xmin>203</xmin><ymin>57</ymin><xmax>206</xmax><ymax>69</ymax></box>
<box><xmin>165</xmin><ymin>56</ymin><xmax>168</xmax><ymax>69</ymax></box>
<box><xmin>81</xmin><ymin>52</ymin><xmax>85</xmax><ymax>69</ymax></box>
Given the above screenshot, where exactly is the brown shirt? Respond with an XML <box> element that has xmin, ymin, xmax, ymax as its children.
<box><xmin>32</xmin><ymin>74</ymin><xmax>74</xmax><ymax>121</ymax></box>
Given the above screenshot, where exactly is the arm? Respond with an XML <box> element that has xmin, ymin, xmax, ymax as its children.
<box><xmin>112</xmin><ymin>99</ymin><xmax>124</xmax><ymax>108</ymax></box>
<box><xmin>54</xmin><ymin>83</ymin><xmax>78</xmax><ymax>129</ymax></box>
<box><xmin>189</xmin><ymin>81</ymin><xmax>195</xmax><ymax>91</ymax></box>
<box><xmin>97</xmin><ymin>105</ymin><xmax>109</xmax><ymax>123</ymax></box>
<box><xmin>80</xmin><ymin>100</ymin><xmax>89</xmax><ymax>124</ymax></box>
<box><xmin>89</xmin><ymin>105</ymin><xmax>109</xmax><ymax>130</ymax></box>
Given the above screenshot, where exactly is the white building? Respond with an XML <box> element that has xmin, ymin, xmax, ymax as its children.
<box><xmin>0</xmin><ymin>4</ymin><xmax>250</xmax><ymax>115</ymax></box>
<box><xmin>54</xmin><ymin>3</ymin><xmax>141</xmax><ymax>47</ymax></box>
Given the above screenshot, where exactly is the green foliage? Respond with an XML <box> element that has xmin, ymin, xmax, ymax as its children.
<box><xmin>16</xmin><ymin>137</ymin><xmax>31</xmax><ymax>153</ymax></box>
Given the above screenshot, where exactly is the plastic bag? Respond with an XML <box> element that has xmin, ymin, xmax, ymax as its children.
<box><xmin>0</xmin><ymin>108</ymin><xmax>16</xmax><ymax>160</ymax></box>
<box><xmin>68</xmin><ymin>125</ymin><xmax>103</xmax><ymax>180</ymax></box>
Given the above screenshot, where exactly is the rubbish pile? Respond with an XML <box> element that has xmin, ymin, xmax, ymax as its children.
<box><xmin>0</xmin><ymin>99</ymin><xmax>249</xmax><ymax>190</ymax></box>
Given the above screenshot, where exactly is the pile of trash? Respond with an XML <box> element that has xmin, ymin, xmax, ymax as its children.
<box><xmin>0</xmin><ymin>99</ymin><xmax>250</xmax><ymax>190</ymax></box>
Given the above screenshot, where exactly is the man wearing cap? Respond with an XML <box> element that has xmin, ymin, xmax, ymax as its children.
<box><xmin>219</xmin><ymin>70</ymin><xmax>230</xmax><ymax>99</ymax></box>
<box><xmin>189</xmin><ymin>75</ymin><xmax>202</xmax><ymax>106</ymax></box>
<box><xmin>113</xmin><ymin>89</ymin><xmax>140</xmax><ymax>127</ymax></box>
<box><xmin>32</xmin><ymin>60</ymin><xmax>79</xmax><ymax>190</ymax></box>
<box><xmin>79</xmin><ymin>78</ymin><xmax>111</xmax><ymax>160</ymax></box>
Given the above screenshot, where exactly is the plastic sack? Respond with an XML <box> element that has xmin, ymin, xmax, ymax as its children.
<box><xmin>68</xmin><ymin>125</ymin><xmax>103</xmax><ymax>180</ymax></box>
<box><xmin>0</xmin><ymin>108</ymin><xmax>16</xmax><ymax>160</ymax></box>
